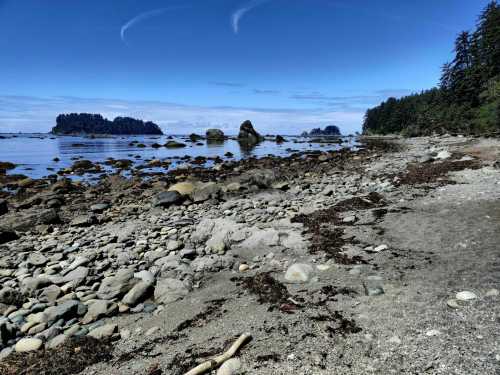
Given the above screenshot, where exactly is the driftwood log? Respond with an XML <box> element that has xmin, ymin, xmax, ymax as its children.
<box><xmin>184</xmin><ymin>333</ymin><xmax>252</xmax><ymax>375</ymax></box>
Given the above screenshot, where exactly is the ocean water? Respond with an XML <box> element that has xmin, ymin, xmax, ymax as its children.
<box><xmin>0</xmin><ymin>133</ymin><xmax>357</xmax><ymax>180</ymax></box>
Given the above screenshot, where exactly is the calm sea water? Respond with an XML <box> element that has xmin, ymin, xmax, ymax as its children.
<box><xmin>0</xmin><ymin>134</ymin><xmax>357</xmax><ymax>180</ymax></box>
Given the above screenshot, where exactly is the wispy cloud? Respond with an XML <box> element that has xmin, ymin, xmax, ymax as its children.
<box><xmin>231</xmin><ymin>0</ymin><xmax>271</xmax><ymax>34</ymax></box>
<box><xmin>120</xmin><ymin>6</ymin><xmax>185</xmax><ymax>44</ymax></box>
<box><xmin>290</xmin><ymin>89</ymin><xmax>414</xmax><ymax>107</ymax></box>
<box><xmin>0</xmin><ymin>95</ymin><xmax>364</xmax><ymax>135</ymax></box>
<box><xmin>209</xmin><ymin>81</ymin><xmax>246</xmax><ymax>88</ymax></box>
<box><xmin>253</xmin><ymin>89</ymin><xmax>280</xmax><ymax>95</ymax></box>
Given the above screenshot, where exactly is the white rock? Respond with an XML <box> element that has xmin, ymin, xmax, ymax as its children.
<box><xmin>343</xmin><ymin>215</ymin><xmax>356</xmax><ymax>223</ymax></box>
<box><xmin>134</xmin><ymin>270</ymin><xmax>155</xmax><ymax>284</ymax></box>
<box><xmin>238</xmin><ymin>264</ymin><xmax>249</xmax><ymax>272</ymax></box>
<box><xmin>285</xmin><ymin>263</ymin><xmax>314</xmax><ymax>283</ymax></box>
<box><xmin>217</xmin><ymin>358</ymin><xmax>242</xmax><ymax>375</ymax></box>
<box><xmin>120</xmin><ymin>329</ymin><xmax>131</xmax><ymax>339</ymax></box>
<box><xmin>456</xmin><ymin>291</ymin><xmax>477</xmax><ymax>301</ymax></box>
<box><xmin>425</xmin><ymin>329</ymin><xmax>441</xmax><ymax>337</ymax></box>
<box><xmin>446</xmin><ymin>299</ymin><xmax>460</xmax><ymax>309</ymax></box>
<box><xmin>316</xmin><ymin>264</ymin><xmax>331</xmax><ymax>271</ymax></box>
<box><xmin>15</xmin><ymin>338</ymin><xmax>43</xmax><ymax>352</ymax></box>
<box><xmin>436</xmin><ymin>150</ymin><xmax>451</xmax><ymax>160</ymax></box>
<box><xmin>388</xmin><ymin>336</ymin><xmax>402</xmax><ymax>345</ymax></box>
<box><xmin>166</xmin><ymin>240</ymin><xmax>183</xmax><ymax>251</ymax></box>
<box><xmin>373</xmin><ymin>244</ymin><xmax>389</xmax><ymax>252</ymax></box>
<box><xmin>146</xmin><ymin>326</ymin><xmax>160</xmax><ymax>336</ymax></box>
<box><xmin>485</xmin><ymin>288</ymin><xmax>499</xmax><ymax>297</ymax></box>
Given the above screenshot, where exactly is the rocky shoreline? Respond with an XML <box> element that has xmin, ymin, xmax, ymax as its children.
<box><xmin>1</xmin><ymin>135</ymin><xmax>499</xmax><ymax>374</ymax></box>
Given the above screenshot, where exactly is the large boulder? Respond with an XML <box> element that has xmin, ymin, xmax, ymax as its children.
<box><xmin>189</xmin><ymin>133</ymin><xmax>203</xmax><ymax>142</ymax></box>
<box><xmin>15</xmin><ymin>337</ymin><xmax>43</xmax><ymax>352</ymax></box>
<box><xmin>237</xmin><ymin>169</ymin><xmax>276</xmax><ymax>188</ymax></box>
<box><xmin>70</xmin><ymin>214</ymin><xmax>97</xmax><ymax>227</ymax></box>
<box><xmin>1</xmin><ymin>208</ymin><xmax>60</xmax><ymax>232</ymax></box>
<box><xmin>206</xmin><ymin>129</ymin><xmax>225</xmax><ymax>141</ymax></box>
<box><xmin>0</xmin><ymin>200</ymin><xmax>8</xmax><ymax>216</ymax></box>
<box><xmin>0</xmin><ymin>318</ymin><xmax>17</xmax><ymax>347</ymax></box>
<box><xmin>0</xmin><ymin>228</ymin><xmax>18</xmax><ymax>245</ymax></box>
<box><xmin>154</xmin><ymin>278</ymin><xmax>192</xmax><ymax>304</ymax></box>
<box><xmin>165</xmin><ymin>141</ymin><xmax>186</xmax><ymax>148</ymax></box>
<box><xmin>0</xmin><ymin>287</ymin><xmax>23</xmax><ymax>307</ymax></box>
<box><xmin>168</xmin><ymin>182</ymin><xmax>195</xmax><ymax>196</ymax></box>
<box><xmin>71</xmin><ymin>160</ymin><xmax>95</xmax><ymax>171</ymax></box>
<box><xmin>238</xmin><ymin>120</ymin><xmax>263</xmax><ymax>144</ymax></box>
<box><xmin>21</xmin><ymin>276</ymin><xmax>52</xmax><ymax>296</ymax></box>
<box><xmin>43</xmin><ymin>300</ymin><xmax>84</xmax><ymax>323</ymax></box>
<box><xmin>153</xmin><ymin>191</ymin><xmax>184</xmax><ymax>208</ymax></box>
<box><xmin>97</xmin><ymin>268</ymin><xmax>137</xmax><ymax>300</ymax></box>
<box><xmin>192</xmin><ymin>182</ymin><xmax>221</xmax><ymax>203</ymax></box>
<box><xmin>87</xmin><ymin>323</ymin><xmax>118</xmax><ymax>340</ymax></box>
<box><xmin>81</xmin><ymin>299</ymin><xmax>116</xmax><ymax>324</ymax></box>
<box><xmin>122</xmin><ymin>281</ymin><xmax>152</xmax><ymax>306</ymax></box>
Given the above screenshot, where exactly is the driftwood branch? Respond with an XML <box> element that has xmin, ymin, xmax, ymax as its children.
<box><xmin>184</xmin><ymin>333</ymin><xmax>252</xmax><ymax>375</ymax></box>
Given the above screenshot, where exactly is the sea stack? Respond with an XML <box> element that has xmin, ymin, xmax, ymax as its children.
<box><xmin>238</xmin><ymin>120</ymin><xmax>263</xmax><ymax>144</ymax></box>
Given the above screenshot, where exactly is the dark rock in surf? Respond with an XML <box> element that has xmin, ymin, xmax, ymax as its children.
<box><xmin>238</xmin><ymin>120</ymin><xmax>263</xmax><ymax>144</ymax></box>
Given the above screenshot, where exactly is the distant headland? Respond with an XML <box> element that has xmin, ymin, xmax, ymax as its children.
<box><xmin>51</xmin><ymin>113</ymin><xmax>164</xmax><ymax>135</ymax></box>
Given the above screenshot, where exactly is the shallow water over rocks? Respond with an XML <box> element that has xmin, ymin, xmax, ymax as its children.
<box><xmin>0</xmin><ymin>133</ymin><xmax>357</xmax><ymax>180</ymax></box>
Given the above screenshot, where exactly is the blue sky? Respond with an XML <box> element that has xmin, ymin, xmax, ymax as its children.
<box><xmin>0</xmin><ymin>0</ymin><xmax>491</xmax><ymax>134</ymax></box>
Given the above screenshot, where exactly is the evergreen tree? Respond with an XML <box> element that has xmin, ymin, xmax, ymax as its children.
<box><xmin>363</xmin><ymin>1</ymin><xmax>500</xmax><ymax>136</ymax></box>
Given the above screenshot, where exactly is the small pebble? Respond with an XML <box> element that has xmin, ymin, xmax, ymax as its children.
<box><xmin>238</xmin><ymin>264</ymin><xmax>249</xmax><ymax>272</ymax></box>
<box><xmin>373</xmin><ymin>244</ymin><xmax>389</xmax><ymax>252</ymax></box>
<box><xmin>425</xmin><ymin>329</ymin><xmax>441</xmax><ymax>337</ymax></box>
<box><xmin>316</xmin><ymin>264</ymin><xmax>331</xmax><ymax>271</ymax></box>
<box><xmin>389</xmin><ymin>335</ymin><xmax>402</xmax><ymax>345</ymax></box>
<box><xmin>456</xmin><ymin>291</ymin><xmax>477</xmax><ymax>301</ymax></box>
<box><xmin>485</xmin><ymin>289</ymin><xmax>499</xmax><ymax>297</ymax></box>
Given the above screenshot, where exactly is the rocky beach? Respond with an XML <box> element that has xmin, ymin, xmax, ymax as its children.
<box><xmin>0</xmin><ymin>133</ymin><xmax>499</xmax><ymax>374</ymax></box>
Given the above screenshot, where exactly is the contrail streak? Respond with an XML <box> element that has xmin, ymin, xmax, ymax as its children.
<box><xmin>231</xmin><ymin>0</ymin><xmax>271</xmax><ymax>34</ymax></box>
<box><xmin>120</xmin><ymin>6</ymin><xmax>184</xmax><ymax>44</ymax></box>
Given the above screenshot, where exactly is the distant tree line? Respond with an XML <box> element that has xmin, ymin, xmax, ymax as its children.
<box><xmin>302</xmin><ymin>125</ymin><xmax>341</xmax><ymax>136</ymax></box>
<box><xmin>52</xmin><ymin>113</ymin><xmax>164</xmax><ymax>135</ymax></box>
<box><xmin>363</xmin><ymin>1</ymin><xmax>500</xmax><ymax>136</ymax></box>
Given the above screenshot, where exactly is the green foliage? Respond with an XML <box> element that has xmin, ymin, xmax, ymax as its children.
<box><xmin>52</xmin><ymin>113</ymin><xmax>164</xmax><ymax>135</ymax></box>
<box><xmin>363</xmin><ymin>1</ymin><xmax>500</xmax><ymax>136</ymax></box>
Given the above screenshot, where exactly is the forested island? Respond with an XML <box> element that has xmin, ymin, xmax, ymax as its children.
<box><xmin>302</xmin><ymin>125</ymin><xmax>341</xmax><ymax>137</ymax></box>
<box><xmin>51</xmin><ymin>113</ymin><xmax>164</xmax><ymax>135</ymax></box>
<box><xmin>363</xmin><ymin>1</ymin><xmax>500</xmax><ymax>136</ymax></box>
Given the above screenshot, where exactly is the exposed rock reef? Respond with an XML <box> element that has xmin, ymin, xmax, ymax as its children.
<box><xmin>51</xmin><ymin>114</ymin><xmax>164</xmax><ymax>135</ymax></box>
<box><xmin>0</xmin><ymin>135</ymin><xmax>499</xmax><ymax>374</ymax></box>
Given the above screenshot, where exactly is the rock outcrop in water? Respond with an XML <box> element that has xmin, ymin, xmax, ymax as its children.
<box><xmin>206</xmin><ymin>129</ymin><xmax>225</xmax><ymax>141</ymax></box>
<box><xmin>302</xmin><ymin>125</ymin><xmax>341</xmax><ymax>137</ymax></box>
<box><xmin>238</xmin><ymin>120</ymin><xmax>263</xmax><ymax>144</ymax></box>
<box><xmin>51</xmin><ymin>114</ymin><xmax>164</xmax><ymax>135</ymax></box>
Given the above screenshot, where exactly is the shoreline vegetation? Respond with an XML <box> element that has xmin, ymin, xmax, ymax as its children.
<box><xmin>363</xmin><ymin>1</ymin><xmax>500</xmax><ymax>136</ymax></box>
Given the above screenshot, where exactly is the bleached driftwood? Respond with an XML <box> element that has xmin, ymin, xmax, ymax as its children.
<box><xmin>184</xmin><ymin>333</ymin><xmax>252</xmax><ymax>375</ymax></box>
